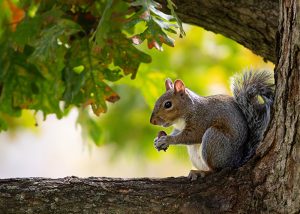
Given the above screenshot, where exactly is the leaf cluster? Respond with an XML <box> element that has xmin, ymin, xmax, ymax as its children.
<box><xmin>0</xmin><ymin>0</ymin><xmax>183</xmax><ymax>137</ymax></box>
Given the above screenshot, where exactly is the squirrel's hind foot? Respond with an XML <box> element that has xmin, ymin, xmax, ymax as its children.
<box><xmin>187</xmin><ymin>170</ymin><xmax>212</xmax><ymax>181</ymax></box>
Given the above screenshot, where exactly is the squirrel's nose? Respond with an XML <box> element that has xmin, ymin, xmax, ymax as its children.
<box><xmin>150</xmin><ymin>114</ymin><xmax>157</xmax><ymax>125</ymax></box>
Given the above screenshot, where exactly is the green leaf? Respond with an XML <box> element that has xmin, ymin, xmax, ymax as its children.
<box><xmin>73</xmin><ymin>65</ymin><xmax>85</xmax><ymax>74</ymax></box>
<box><xmin>62</xmin><ymin>65</ymin><xmax>86</xmax><ymax>107</ymax></box>
<box><xmin>102</xmin><ymin>68</ymin><xmax>123</xmax><ymax>82</ymax></box>
<box><xmin>13</xmin><ymin>16</ymin><xmax>42</xmax><ymax>46</ymax></box>
<box><xmin>63</xmin><ymin>38</ymin><xmax>121</xmax><ymax>116</ymax></box>
<box><xmin>166</xmin><ymin>0</ymin><xmax>185</xmax><ymax>37</ymax></box>
<box><xmin>128</xmin><ymin>0</ymin><xmax>179</xmax><ymax>51</ymax></box>
<box><xmin>149</xmin><ymin>5</ymin><xmax>174</xmax><ymax>21</ymax></box>
<box><xmin>30</xmin><ymin>18</ymin><xmax>83</xmax><ymax>62</ymax></box>
<box><xmin>93</xmin><ymin>0</ymin><xmax>113</xmax><ymax>47</ymax></box>
<box><xmin>152</xmin><ymin>17</ymin><xmax>177</xmax><ymax>33</ymax></box>
<box><xmin>113</xmin><ymin>37</ymin><xmax>152</xmax><ymax>79</ymax></box>
<box><xmin>91</xmin><ymin>0</ymin><xmax>152</xmax><ymax>79</ymax></box>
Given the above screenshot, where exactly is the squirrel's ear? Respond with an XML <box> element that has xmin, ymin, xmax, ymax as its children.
<box><xmin>165</xmin><ymin>78</ymin><xmax>173</xmax><ymax>91</ymax></box>
<box><xmin>174</xmin><ymin>79</ymin><xmax>186</xmax><ymax>94</ymax></box>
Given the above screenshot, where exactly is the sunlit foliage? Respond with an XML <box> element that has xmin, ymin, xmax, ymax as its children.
<box><xmin>0</xmin><ymin>0</ymin><xmax>181</xmax><ymax>131</ymax></box>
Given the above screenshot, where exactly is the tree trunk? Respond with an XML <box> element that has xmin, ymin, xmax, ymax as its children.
<box><xmin>253</xmin><ymin>0</ymin><xmax>300</xmax><ymax>212</ymax></box>
<box><xmin>0</xmin><ymin>0</ymin><xmax>299</xmax><ymax>213</ymax></box>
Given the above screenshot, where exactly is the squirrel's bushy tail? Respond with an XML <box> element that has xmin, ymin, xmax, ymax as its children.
<box><xmin>232</xmin><ymin>69</ymin><xmax>274</xmax><ymax>164</ymax></box>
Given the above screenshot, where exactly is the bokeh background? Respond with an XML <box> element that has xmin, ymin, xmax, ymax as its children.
<box><xmin>0</xmin><ymin>25</ymin><xmax>274</xmax><ymax>178</ymax></box>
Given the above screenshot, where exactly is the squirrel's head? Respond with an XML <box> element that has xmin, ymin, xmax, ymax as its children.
<box><xmin>150</xmin><ymin>78</ymin><xmax>191</xmax><ymax>127</ymax></box>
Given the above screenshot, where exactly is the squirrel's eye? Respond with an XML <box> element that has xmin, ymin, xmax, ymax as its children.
<box><xmin>164</xmin><ymin>101</ymin><xmax>172</xmax><ymax>109</ymax></box>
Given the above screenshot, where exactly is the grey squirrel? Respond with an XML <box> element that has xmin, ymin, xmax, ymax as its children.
<box><xmin>150</xmin><ymin>70</ymin><xmax>274</xmax><ymax>180</ymax></box>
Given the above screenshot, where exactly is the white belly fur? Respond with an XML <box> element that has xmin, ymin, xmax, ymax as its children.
<box><xmin>187</xmin><ymin>144</ymin><xmax>210</xmax><ymax>171</ymax></box>
<box><xmin>172</xmin><ymin>118</ymin><xmax>210</xmax><ymax>171</ymax></box>
<box><xmin>173</xmin><ymin>118</ymin><xmax>186</xmax><ymax>131</ymax></box>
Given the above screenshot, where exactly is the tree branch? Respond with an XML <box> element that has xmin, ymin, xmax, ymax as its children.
<box><xmin>0</xmin><ymin>167</ymin><xmax>256</xmax><ymax>213</ymax></box>
<box><xmin>159</xmin><ymin>0</ymin><xmax>278</xmax><ymax>63</ymax></box>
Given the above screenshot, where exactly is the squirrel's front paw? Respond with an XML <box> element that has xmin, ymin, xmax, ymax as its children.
<box><xmin>154</xmin><ymin>136</ymin><xmax>169</xmax><ymax>151</ymax></box>
<box><xmin>154</xmin><ymin>131</ymin><xmax>169</xmax><ymax>151</ymax></box>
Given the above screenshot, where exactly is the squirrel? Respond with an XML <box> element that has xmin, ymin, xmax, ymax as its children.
<box><xmin>150</xmin><ymin>70</ymin><xmax>274</xmax><ymax>180</ymax></box>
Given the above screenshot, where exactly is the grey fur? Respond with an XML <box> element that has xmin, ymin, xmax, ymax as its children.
<box><xmin>232</xmin><ymin>69</ymin><xmax>274</xmax><ymax>163</ymax></box>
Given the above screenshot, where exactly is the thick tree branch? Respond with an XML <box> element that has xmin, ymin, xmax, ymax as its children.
<box><xmin>0</xmin><ymin>167</ymin><xmax>256</xmax><ymax>213</ymax></box>
<box><xmin>159</xmin><ymin>0</ymin><xmax>278</xmax><ymax>63</ymax></box>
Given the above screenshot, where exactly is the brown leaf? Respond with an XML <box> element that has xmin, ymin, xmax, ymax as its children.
<box><xmin>6</xmin><ymin>0</ymin><xmax>25</xmax><ymax>31</ymax></box>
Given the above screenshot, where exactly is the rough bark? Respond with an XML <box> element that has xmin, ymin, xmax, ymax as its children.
<box><xmin>0</xmin><ymin>170</ymin><xmax>254</xmax><ymax>213</ymax></box>
<box><xmin>253</xmin><ymin>0</ymin><xmax>300</xmax><ymax>212</ymax></box>
<box><xmin>159</xmin><ymin>0</ymin><xmax>279</xmax><ymax>63</ymax></box>
<box><xmin>0</xmin><ymin>0</ymin><xmax>299</xmax><ymax>213</ymax></box>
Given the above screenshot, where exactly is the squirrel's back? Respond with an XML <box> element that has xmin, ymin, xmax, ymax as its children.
<box><xmin>203</xmin><ymin>94</ymin><xmax>249</xmax><ymax>140</ymax></box>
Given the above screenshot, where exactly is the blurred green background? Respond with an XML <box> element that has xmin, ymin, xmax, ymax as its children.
<box><xmin>0</xmin><ymin>24</ymin><xmax>274</xmax><ymax>178</ymax></box>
